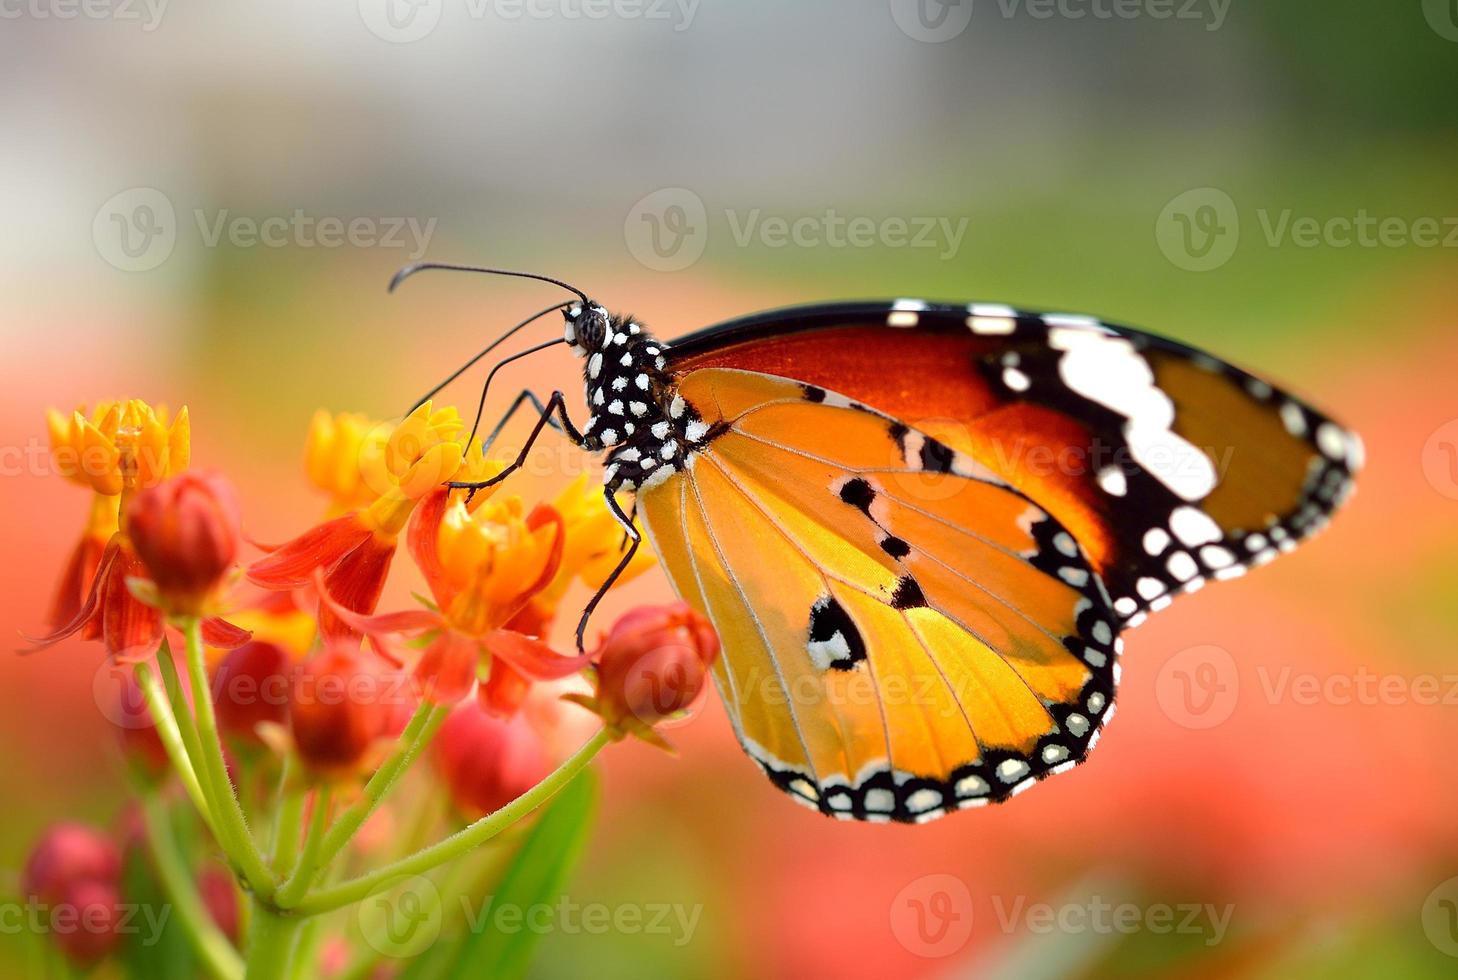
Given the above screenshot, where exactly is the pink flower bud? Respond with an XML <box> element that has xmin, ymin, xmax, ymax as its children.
<box><xmin>22</xmin><ymin>823</ymin><xmax>124</xmax><ymax>966</ymax></box>
<box><xmin>127</xmin><ymin>471</ymin><xmax>242</xmax><ymax>614</ymax></box>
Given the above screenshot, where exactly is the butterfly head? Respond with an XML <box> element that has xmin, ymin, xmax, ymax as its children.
<box><xmin>563</xmin><ymin>303</ymin><xmax>613</xmax><ymax>356</ymax></box>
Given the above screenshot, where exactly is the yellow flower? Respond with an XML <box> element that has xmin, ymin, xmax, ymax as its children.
<box><xmin>304</xmin><ymin>410</ymin><xmax>384</xmax><ymax>513</ymax></box>
<box><xmin>47</xmin><ymin>400</ymin><xmax>189</xmax><ymax>497</ymax></box>
<box><xmin>356</xmin><ymin>402</ymin><xmax>468</xmax><ymax>536</ymax></box>
<box><xmin>434</xmin><ymin>497</ymin><xmax>562</xmax><ymax>636</ymax></box>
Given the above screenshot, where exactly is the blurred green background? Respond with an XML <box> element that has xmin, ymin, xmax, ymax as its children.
<box><xmin>2</xmin><ymin>1</ymin><xmax>1457</xmax><ymax>976</ymax></box>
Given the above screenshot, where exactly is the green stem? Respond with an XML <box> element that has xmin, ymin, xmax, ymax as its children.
<box><xmin>300</xmin><ymin>701</ymin><xmax>448</xmax><ymax>889</ymax></box>
<box><xmin>273</xmin><ymin>787</ymin><xmax>333</xmax><ymax>907</ymax></box>
<box><xmin>180</xmin><ymin>618</ymin><xmax>276</xmax><ymax>897</ymax></box>
<box><xmin>293</xmin><ymin>728</ymin><xmax>611</xmax><ymax>917</ymax></box>
<box><xmin>269</xmin><ymin>758</ymin><xmax>306</xmax><ymax>876</ymax></box>
<box><xmin>242</xmin><ymin>899</ymin><xmax>305</xmax><ymax>980</ymax></box>
<box><xmin>140</xmin><ymin>794</ymin><xmax>244</xmax><ymax>980</ymax></box>
<box><xmin>133</xmin><ymin>661</ymin><xmax>215</xmax><ymax>834</ymax></box>
<box><xmin>156</xmin><ymin>640</ymin><xmax>205</xmax><ymax>769</ymax></box>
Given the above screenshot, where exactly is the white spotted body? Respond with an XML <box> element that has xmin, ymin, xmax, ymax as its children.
<box><xmin>563</xmin><ymin>304</ymin><xmax>708</xmax><ymax>493</ymax></box>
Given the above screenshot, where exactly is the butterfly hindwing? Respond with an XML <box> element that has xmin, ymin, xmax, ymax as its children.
<box><xmin>636</xmin><ymin>369</ymin><xmax>1119</xmax><ymax>822</ymax></box>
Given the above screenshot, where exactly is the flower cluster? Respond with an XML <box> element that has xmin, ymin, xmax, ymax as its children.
<box><xmin>21</xmin><ymin>397</ymin><xmax>719</xmax><ymax>976</ymax></box>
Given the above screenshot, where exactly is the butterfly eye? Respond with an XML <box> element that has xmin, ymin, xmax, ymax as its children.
<box><xmin>577</xmin><ymin>309</ymin><xmax>609</xmax><ymax>349</ymax></box>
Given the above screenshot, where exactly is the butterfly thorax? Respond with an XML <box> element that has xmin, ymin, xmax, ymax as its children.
<box><xmin>563</xmin><ymin>304</ymin><xmax>710</xmax><ymax>493</ymax></box>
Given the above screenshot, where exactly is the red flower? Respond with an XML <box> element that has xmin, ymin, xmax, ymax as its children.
<box><xmin>566</xmin><ymin>603</ymin><xmax>720</xmax><ymax>749</ymax></box>
<box><xmin>127</xmin><ymin>471</ymin><xmax>241</xmax><ymax>615</ymax></box>
<box><xmin>433</xmin><ymin>701</ymin><xmax>550</xmax><ymax>818</ymax></box>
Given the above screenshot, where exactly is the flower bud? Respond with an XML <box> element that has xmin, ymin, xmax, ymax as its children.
<box><xmin>212</xmin><ymin>641</ymin><xmax>292</xmax><ymax>747</ymax></box>
<box><xmin>22</xmin><ymin>824</ymin><xmax>124</xmax><ymax>966</ymax></box>
<box><xmin>588</xmin><ymin>604</ymin><xmax>719</xmax><ymax>743</ymax></box>
<box><xmin>22</xmin><ymin>823</ymin><xmax>121</xmax><ymax>906</ymax></box>
<box><xmin>289</xmin><ymin>644</ymin><xmax>398</xmax><ymax>776</ymax></box>
<box><xmin>127</xmin><ymin>471</ymin><xmax>242</xmax><ymax>614</ymax></box>
<box><xmin>433</xmin><ymin>702</ymin><xmax>549</xmax><ymax>818</ymax></box>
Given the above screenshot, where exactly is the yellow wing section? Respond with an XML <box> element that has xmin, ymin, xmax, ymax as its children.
<box><xmin>636</xmin><ymin>369</ymin><xmax>1120</xmax><ymax>822</ymax></box>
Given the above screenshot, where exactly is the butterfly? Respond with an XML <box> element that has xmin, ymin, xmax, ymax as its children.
<box><xmin>398</xmin><ymin>266</ymin><xmax>1361</xmax><ymax>824</ymax></box>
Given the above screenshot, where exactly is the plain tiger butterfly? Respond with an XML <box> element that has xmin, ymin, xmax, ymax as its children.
<box><xmin>396</xmin><ymin>265</ymin><xmax>1361</xmax><ymax>824</ymax></box>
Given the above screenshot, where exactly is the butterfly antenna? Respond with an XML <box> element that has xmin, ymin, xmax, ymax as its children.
<box><xmin>468</xmin><ymin>338</ymin><xmax>566</xmax><ymax>446</ymax></box>
<box><xmin>388</xmin><ymin>262</ymin><xmax>590</xmax><ymax>306</ymax></box>
<box><xmin>405</xmin><ymin>301</ymin><xmax>573</xmax><ymax>415</ymax></box>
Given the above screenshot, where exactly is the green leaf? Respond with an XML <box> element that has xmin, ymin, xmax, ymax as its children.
<box><xmin>401</xmin><ymin>769</ymin><xmax>598</xmax><ymax>980</ymax></box>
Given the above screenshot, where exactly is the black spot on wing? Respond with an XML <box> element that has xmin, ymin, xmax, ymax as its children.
<box><xmin>879</xmin><ymin>534</ymin><xmax>911</xmax><ymax>559</ymax></box>
<box><xmin>838</xmin><ymin>478</ymin><xmax>876</xmax><ymax>514</ymax></box>
<box><xmin>889</xmin><ymin>575</ymin><xmax>928</xmax><ymax>610</ymax></box>
<box><xmin>919</xmin><ymin>437</ymin><xmax>955</xmax><ymax>474</ymax></box>
<box><xmin>807</xmin><ymin>596</ymin><xmax>866</xmax><ymax>671</ymax></box>
<box><xmin>801</xmin><ymin>384</ymin><xmax>827</xmax><ymax>403</ymax></box>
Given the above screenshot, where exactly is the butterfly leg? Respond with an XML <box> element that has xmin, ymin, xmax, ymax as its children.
<box><xmin>480</xmin><ymin>389</ymin><xmax>565</xmax><ymax>453</ymax></box>
<box><xmin>447</xmin><ymin>390</ymin><xmax>584</xmax><ymax>499</ymax></box>
<box><xmin>574</xmin><ymin>488</ymin><xmax>641</xmax><ymax>654</ymax></box>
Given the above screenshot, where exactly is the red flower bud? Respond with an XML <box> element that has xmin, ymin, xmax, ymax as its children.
<box><xmin>289</xmin><ymin>644</ymin><xmax>402</xmax><ymax>776</ymax></box>
<box><xmin>127</xmin><ymin>471</ymin><xmax>242</xmax><ymax>614</ymax></box>
<box><xmin>22</xmin><ymin>823</ymin><xmax>121</xmax><ymax>906</ymax></box>
<box><xmin>583</xmin><ymin>603</ymin><xmax>719</xmax><ymax>745</ymax></box>
<box><xmin>22</xmin><ymin>824</ymin><xmax>124</xmax><ymax>966</ymax></box>
<box><xmin>433</xmin><ymin>702</ymin><xmax>549</xmax><ymax>818</ymax></box>
<box><xmin>212</xmin><ymin>641</ymin><xmax>292</xmax><ymax>746</ymax></box>
<box><xmin>51</xmin><ymin>878</ymin><xmax>124</xmax><ymax>966</ymax></box>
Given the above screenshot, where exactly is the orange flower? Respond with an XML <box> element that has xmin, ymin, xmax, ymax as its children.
<box><xmin>248</xmin><ymin>402</ymin><xmax>471</xmax><ymax>639</ymax></box>
<box><xmin>327</xmin><ymin>493</ymin><xmax>589</xmax><ymax>712</ymax></box>
<box><xmin>503</xmin><ymin>474</ymin><xmax>657</xmax><ymax>640</ymax></box>
<box><xmin>127</xmin><ymin>471</ymin><xmax>242</xmax><ymax>616</ymax></box>
<box><xmin>27</xmin><ymin>404</ymin><xmax>249</xmax><ymax>663</ymax></box>
<box><xmin>42</xmin><ymin>399</ymin><xmax>187</xmax><ymax>629</ymax></box>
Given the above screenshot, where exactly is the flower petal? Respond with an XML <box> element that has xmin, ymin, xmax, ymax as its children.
<box><xmin>413</xmin><ymin>632</ymin><xmax>478</xmax><ymax>703</ymax></box>
<box><xmin>314</xmin><ymin>537</ymin><xmax>400</xmax><ymax>640</ymax></box>
<box><xmin>247</xmin><ymin>514</ymin><xmax>372</xmax><ymax>589</ymax></box>
<box><xmin>485</xmin><ymin>629</ymin><xmax>591</xmax><ymax>680</ymax></box>
<box><xmin>104</xmin><ymin>547</ymin><xmax>164</xmax><ymax>664</ymax></box>
<box><xmin>201</xmin><ymin>617</ymin><xmax>253</xmax><ymax>650</ymax></box>
<box><xmin>20</xmin><ymin>538</ymin><xmax>120</xmax><ymax>653</ymax></box>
